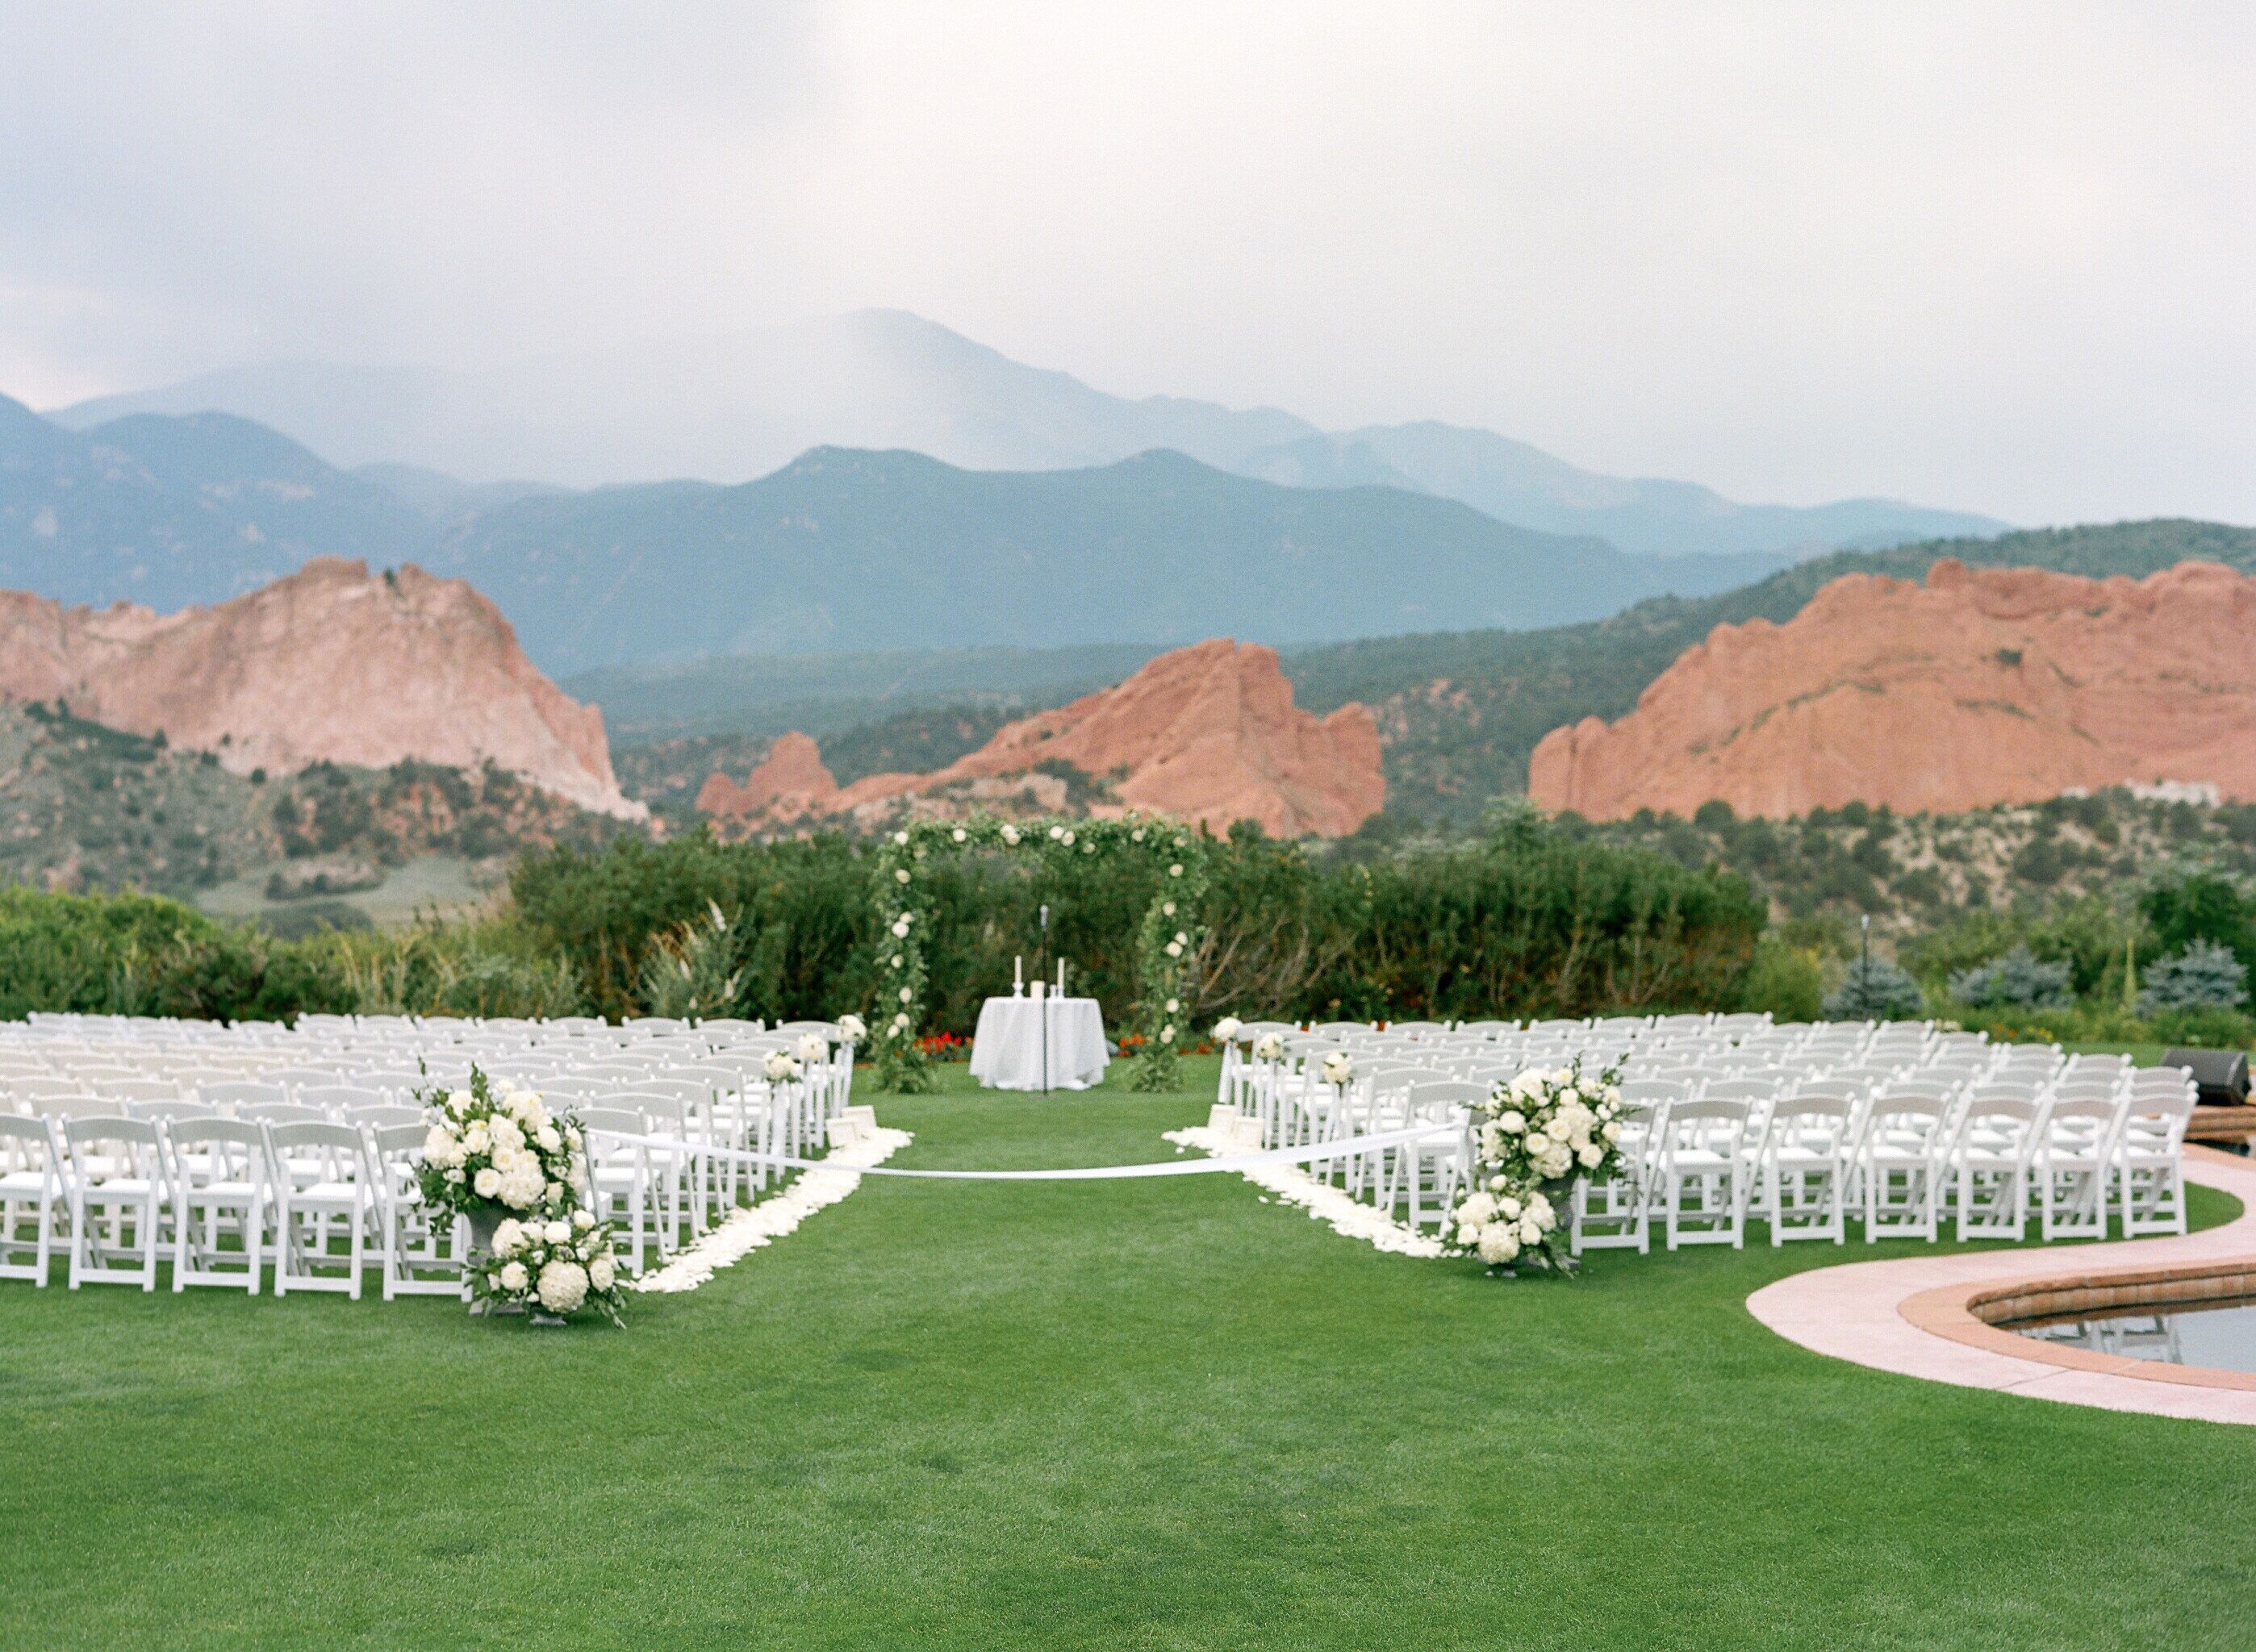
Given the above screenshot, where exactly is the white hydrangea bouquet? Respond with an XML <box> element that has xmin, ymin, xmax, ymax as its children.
<box><xmin>1450</xmin><ymin>1061</ymin><xmax>1627</xmax><ymax>1274</ymax></box>
<box><xmin>413</xmin><ymin>1066</ymin><xmax>626</xmax><ymax>1325</ymax></box>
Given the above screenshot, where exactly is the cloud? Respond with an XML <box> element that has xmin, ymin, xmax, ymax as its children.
<box><xmin>0</xmin><ymin>1</ymin><xmax>2251</xmax><ymax>524</ymax></box>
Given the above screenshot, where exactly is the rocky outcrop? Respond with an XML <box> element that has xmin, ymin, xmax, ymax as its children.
<box><xmin>0</xmin><ymin>557</ymin><xmax>641</xmax><ymax>817</ymax></box>
<box><xmin>694</xmin><ymin>731</ymin><xmax>841</xmax><ymax>823</ymax></box>
<box><xmin>700</xmin><ymin>639</ymin><xmax>1385</xmax><ymax>837</ymax></box>
<box><xmin>1528</xmin><ymin>559</ymin><xmax>2256</xmax><ymax>820</ymax></box>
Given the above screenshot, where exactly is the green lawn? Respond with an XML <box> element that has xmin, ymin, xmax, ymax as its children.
<box><xmin>2</xmin><ymin>1058</ymin><xmax>2251</xmax><ymax>1650</ymax></box>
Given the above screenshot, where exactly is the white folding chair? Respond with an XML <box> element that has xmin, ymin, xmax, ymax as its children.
<box><xmin>2116</xmin><ymin>1094</ymin><xmax>2195</xmax><ymax>1237</ymax></box>
<box><xmin>1951</xmin><ymin>1096</ymin><xmax>2041</xmax><ymax>1242</ymax></box>
<box><xmin>0</xmin><ymin>1114</ymin><xmax>66</xmax><ymax>1285</ymax></box>
<box><xmin>1571</xmin><ymin>1099</ymin><xmax>1657</xmax><ymax>1255</ymax></box>
<box><xmin>580</xmin><ymin>1108</ymin><xmax>659</xmax><ymax>1275</ymax></box>
<box><xmin>1656</xmin><ymin>1099</ymin><xmax>1748</xmax><ymax>1249</ymax></box>
<box><xmin>368</xmin><ymin>1123</ymin><xmax>469</xmax><ymax>1299</ymax></box>
<box><xmin>1758</xmin><ymin>1094</ymin><xmax>1853</xmax><ymax>1245</ymax></box>
<box><xmin>2034</xmin><ymin>1096</ymin><xmax>2117</xmax><ymax>1242</ymax></box>
<box><xmin>161</xmin><ymin>1118</ymin><xmax>272</xmax><ymax>1293</ymax></box>
<box><xmin>63</xmin><ymin>1116</ymin><xmax>165</xmax><ymax>1290</ymax></box>
<box><xmin>268</xmin><ymin>1121</ymin><xmax>383</xmax><ymax>1299</ymax></box>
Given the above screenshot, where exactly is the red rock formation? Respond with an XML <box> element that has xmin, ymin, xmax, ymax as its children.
<box><xmin>0</xmin><ymin>557</ymin><xmax>641</xmax><ymax>818</ymax></box>
<box><xmin>695</xmin><ymin>731</ymin><xmax>842</xmax><ymax>822</ymax></box>
<box><xmin>700</xmin><ymin>640</ymin><xmax>1386</xmax><ymax>837</ymax></box>
<box><xmin>1529</xmin><ymin>559</ymin><xmax>2256</xmax><ymax>820</ymax></box>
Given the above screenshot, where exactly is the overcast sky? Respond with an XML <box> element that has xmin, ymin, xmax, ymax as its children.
<box><xmin>1</xmin><ymin>2</ymin><xmax>2250</xmax><ymax>524</ymax></box>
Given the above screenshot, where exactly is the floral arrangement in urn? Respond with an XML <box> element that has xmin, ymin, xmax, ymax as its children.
<box><xmin>1450</xmin><ymin>1061</ymin><xmax>1626</xmax><ymax>1274</ymax></box>
<box><xmin>414</xmin><ymin>1066</ymin><xmax>626</xmax><ymax>1325</ymax></box>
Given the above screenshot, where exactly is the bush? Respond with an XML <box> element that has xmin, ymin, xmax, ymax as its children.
<box><xmin>2138</xmin><ymin>940</ymin><xmax>2249</xmax><ymax>1015</ymax></box>
<box><xmin>1948</xmin><ymin>945</ymin><xmax>2072</xmax><ymax>1011</ymax></box>
<box><xmin>1736</xmin><ymin>936</ymin><xmax>1824</xmax><ymax>1021</ymax></box>
<box><xmin>1823</xmin><ymin>955</ymin><xmax>1923</xmax><ymax>1020</ymax></box>
<box><xmin>2144</xmin><ymin>1005</ymin><xmax>2256</xmax><ymax>1049</ymax></box>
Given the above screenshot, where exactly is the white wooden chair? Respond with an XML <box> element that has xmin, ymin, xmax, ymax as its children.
<box><xmin>2116</xmin><ymin>1093</ymin><xmax>2195</xmax><ymax>1237</ymax></box>
<box><xmin>1656</xmin><ymin>1098</ymin><xmax>1748</xmax><ymax>1249</ymax></box>
<box><xmin>2034</xmin><ymin>1096</ymin><xmax>2117</xmax><ymax>1242</ymax></box>
<box><xmin>368</xmin><ymin>1124</ymin><xmax>467</xmax><ymax>1299</ymax></box>
<box><xmin>268</xmin><ymin>1121</ymin><xmax>383</xmax><ymax>1299</ymax></box>
<box><xmin>1951</xmin><ymin>1095</ymin><xmax>2041</xmax><ymax>1242</ymax></box>
<box><xmin>63</xmin><ymin>1116</ymin><xmax>165</xmax><ymax>1290</ymax></box>
<box><xmin>161</xmin><ymin>1118</ymin><xmax>272</xmax><ymax>1293</ymax></box>
<box><xmin>1570</xmin><ymin>1099</ymin><xmax>1658</xmax><ymax>1255</ymax></box>
<box><xmin>0</xmin><ymin>1115</ymin><xmax>66</xmax><ymax>1285</ymax></box>
<box><xmin>1758</xmin><ymin>1093</ymin><xmax>1853</xmax><ymax>1245</ymax></box>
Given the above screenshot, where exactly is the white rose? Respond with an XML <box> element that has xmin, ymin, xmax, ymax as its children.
<box><xmin>473</xmin><ymin>1167</ymin><xmax>502</xmax><ymax>1199</ymax></box>
<box><xmin>1456</xmin><ymin>1222</ymin><xmax>1482</xmax><ymax>1246</ymax></box>
<box><xmin>1165</xmin><ymin>941</ymin><xmax>1183</xmax><ymax>957</ymax></box>
<box><xmin>1540</xmin><ymin>1145</ymin><xmax>1573</xmax><ymax>1179</ymax></box>
<box><xmin>892</xmin><ymin>920</ymin><xmax>910</xmax><ymax>938</ymax></box>
<box><xmin>464</xmin><ymin>1123</ymin><xmax>491</xmax><ymax>1154</ymax></box>
<box><xmin>1578</xmin><ymin>1144</ymin><xmax>1604</xmax><ymax>1168</ymax></box>
<box><xmin>572</xmin><ymin>1209</ymin><xmax>594</xmax><ymax>1231</ymax></box>
<box><xmin>588</xmin><ymin>1254</ymin><xmax>616</xmax><ymax>1292</ymax></box>
<box><xmin>1173</xmin><ymin>931</ymin><xmax>1188</xmax><ymax>945</ymax></box>
<box><xmin>1165</xmin><ymin>999</ymin><xmax>1179</xmax><ymax>1013</ymax></box>
<box><xmin>799</xmin><ymin>1033</ymin><xmax>828</xmax><ymax>1062</ymax></box>
<box><xmin>1498</xmin><ymin>1110</ymin><xmax>1526</xmax><ymax>1134</ymax></box>
<box><xmin>1606</xmin><ymin>1086</ymin><xmax>1623</xmax><ymax>1105</ymax></box>
<box><xmin>889</xmin><ymin>956</ymin><xmax>901</xmax><ymax>969</ymax></box>
<box><xmin>1525</xmin><ymin>1131</ymin><xmax>1551</xmax><ymax>1154</ymax></box>
<box><xmin>896</xmin><ymin>869</ymin><xmax>911</xmax><ymax>884</ymax></box>
<box><xmin>1487</xmin><ymin>1175</ymin><xmax>1508</xmax><ymax>1193</ymax></box>
<box><xmin>1001</xmin><ymin>825</ymin><xmax>1019</xmax><ymax>845</ymax></box>
<box><xmin>543</xmin><ymin>1220</ymin><xmax>570</xmax><ymax>1245</ymax></box>
<box><xmin>1168</xmin><ymin>864</ymin><xmax>1183</xmax><ymax>878</ymax></box>
<box><xmin>899</xmin><ymin>987</ymin><xmax>913</xmax><ymax>1003</ymax></box>
<box><xmin>1602</xmin><ymin>1121</ymin><xmax>1623</xmax><ymax>1143</ymax></box>
<box><xmin>536</xmin><ymin>1125</ymin><xmax>562</xmax><ymax>1153</ymax></box>
<box><xmin>1214</xmin><ymin>1016</ymin><xmax>1242</xmax><ymax>1041</ymax></box>
<box><xmin>894</xmin><ymin>830</ymin><xmax>910</xmax><ymax>845</ymax></box>
<box><xmin>490</xmin><ymin>1219</ymin><xmax>524</xmax><ymax>1255</ymax></box>
<box><xmin>498</xmin><ymin>1261</ymin><xmax>528</xmax><ymax>1293</ymax></box>
<box><xmin>1498</xmin><ymin>1196</ymin><xmax>1523</xmax><ymax>1220</ymax></box>
<box><xmin>1160</xmin><ymin>1024</ymin><xmax>1176</xmax><ymax>1042</ymax></box>
<box><xmin>1477</xmin><ymin>1225</ymin><xmax>1521</xmax><ymax>1265</ymax></box>
<box><xmin>952</xmin><ymin>827</ymin><xmax>967</xmax><ymax>842</ymax></box>
<box><xmin>1061</xmin><ymin>830</ymin><xmax>1076</xmax><ymax>845</ymax></box>
<box><xmin>445</xmin><ymin>1168</ymin><xmax>465</xmax><ymax>1185</ymax></box>
<box><xmin>1519</xmin><ymin>1219</ymin><xmax>1544</xmax><ymax>1245</ymax></box>
<box><xmin>1162</xmin><ymin>901</ymin><xmax>1176</xmax><ymax>916</ymax></box>
<box><xmin>1049</xmin><ymin>824</ymin><xmax>1064</xmax><ymax>840</ymax></box>
<box><xmin>839</xmin><ymin>1015</ymin><xmax>867</xmax><ymax>1040</ymax></box>
<box><xmin>766</xmin><ymin>1051</ymin><xmax>802</xmax><ymax>1083</ymax></box>
<box><xmin>423</xmin><ymin>1124</ymin><xmax>453</xmax><ymax>1159</ymax></box>
<box><xmin>1458</xmin><ymin>1192</ymin><xmax>1498</xmax><ymax>1226</ymax></box>
<box><xmin>1254</xmin><ymin>1033</ymin><xmax>1283</xmax><ymax>1061</ymax></box>
<box><xmin>1510</xmin><ymin>1070</ymin><xmax>1547</xmax><ymax>1099</ymax></box>
<box><xmin>447</xmin><ymin>1089</ymin><xmax>472</xmax><ymax>1112</ymax></box>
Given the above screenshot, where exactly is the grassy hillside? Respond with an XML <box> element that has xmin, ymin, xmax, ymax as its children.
<box><xmin>0</xmin><ymin>703</ymin><xmax>625</xmax><ymax>919</ymax></box>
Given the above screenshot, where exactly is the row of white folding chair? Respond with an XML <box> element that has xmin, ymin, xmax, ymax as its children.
<box><xmin>0</xmin><ymin>1112</ymin><xmax>467</xmax><ymax>1299</ymax></box>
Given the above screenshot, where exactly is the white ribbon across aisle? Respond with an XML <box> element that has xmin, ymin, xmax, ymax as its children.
<box><xmin>1162</xmin><ymin>1120</ymin><xmax>1450</xmax><ymax>1258</ymax></box>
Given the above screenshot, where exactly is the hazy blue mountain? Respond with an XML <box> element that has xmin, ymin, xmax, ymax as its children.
<box><xmin>1235</xmin><ymin>422</ymin><xmax>2009</xmax><ymax>558</ymax></box>
<box><xmin>52</xmin><ymin>311</ymin><xmax>1320</xmax><ymax>486</ymax></box>
<box><xmin>0</xmin><ymin>395</ymin><xmax>431</xmax><ymax>610</ymax></box>
<box><xmin>439</xmin><ymin>445</ymin><xmax>1790</xmax><ymax>675</ymax></box>
<box><xmin>52</xmin><ymin>311</ymin><xmax>2001</xmax><ymax>559</ymax></box>
<box><xmin>352</xmin><ymin>462</ymin><xmax>566</xmax><ymax>523</ymax></box>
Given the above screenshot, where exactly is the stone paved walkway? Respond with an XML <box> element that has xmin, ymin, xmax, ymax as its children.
<box><xmin>1745</xmin><ymin>1146</ymin><xmax>2256</xmax><ymax>1425</ymax></box>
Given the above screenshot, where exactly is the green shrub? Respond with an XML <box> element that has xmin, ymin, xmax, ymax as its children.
<box><xmin>1948</xmin><ymin>945</ymin><xmax>2072</xmax><ymax>1011</ymax></box>
<box><xmin>2138</xmin><ymin>940</ymin><xmax>2249</xmax><ymax>1014</ymax></box>
<box><xmin>1822</xmin><ymin>955</ymin><xmax>1923</xmax><ymax>1020</ymax></box>
<box><xmin>1736</xmin><ymin>936</ymin><xmax>1824</xmax><ymax>1021</ymax></box>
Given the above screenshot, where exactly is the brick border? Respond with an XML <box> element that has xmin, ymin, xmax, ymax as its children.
<box><xmin>1902</xmin><ymin>1263</ymin><xmax>2256</xmax><ymax>1392</ymax></box>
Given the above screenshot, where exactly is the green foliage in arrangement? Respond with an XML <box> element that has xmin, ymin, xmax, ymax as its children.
<box><xmin>1821</xmin><ymin>954</ymin><xmax>1924</xmax><ymax>1020</ymax></box>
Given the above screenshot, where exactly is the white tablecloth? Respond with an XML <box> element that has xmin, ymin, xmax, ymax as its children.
<box><xmin>969</xmin><ymin>996</ymin><xmax>1110</xmax><ymax>1091</ymax></box>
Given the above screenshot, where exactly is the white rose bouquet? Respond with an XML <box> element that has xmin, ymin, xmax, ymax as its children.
<box><xmin>413</xmin><ymin>1066</ymin><xmax>625</xmax><ymax>1324</ymax></box>
<box><xmin>838</xmin><ymin>1013</ymin><xmax>867</xmax><ymax>1042</ymax></box>
<box><xmin>1213</xmin><ymin>1016</ymin><xmax>1243</xmax><ymax>1042</ymax></box>
<box><xmin>473</xmin><ymin>1207</ymin><xmax>627</xmax><ymax>1327</ymax></box>
<box><xmin>765</xmin><ymin>1049</ymin><xmax>804</xmax><ymax>1083</ymax></box>
<box><xmin>1449</xmin><ymin>1060</ymin><xmax>1626</xmax><ymax>1274</ymax></box>
<box><xmin>1319</xmin><ymin>1050</ymin><xmax>1355</xmax><ymax>1087</ymax></box>
<box><xmin>1252</xmin><ymin>1032</ymin><xmax>1285</xmax><ymax>1062</ymax></box>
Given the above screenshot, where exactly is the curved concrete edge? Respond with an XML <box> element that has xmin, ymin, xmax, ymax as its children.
<box><xmin>1746</xmin><ymin>1145</ymin><xmax>2256</xmax><ymax>1425</ymax></box>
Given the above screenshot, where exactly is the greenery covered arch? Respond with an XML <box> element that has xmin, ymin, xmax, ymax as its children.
<box><xmin>869</xmin><ymin>811</ymin><xmax>1209</xmax><ymax>1093</ymax></box>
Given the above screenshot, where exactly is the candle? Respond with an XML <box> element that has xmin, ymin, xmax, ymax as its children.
<box><xmin>1014</xmin><ymin>954</ymin><xmax>1023</xmax><ymax>988</ymax></box>
<box><xmin>1056</xmin><ymin>958</ymin><xmax>1066</xmax><ymax>995</ymax></box>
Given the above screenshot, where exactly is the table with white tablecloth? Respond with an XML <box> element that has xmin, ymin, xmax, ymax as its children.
<box><xmin>968</xmin><ymin>996</ymin><xmax>1110</xmax><ymax>1091</ymax></box>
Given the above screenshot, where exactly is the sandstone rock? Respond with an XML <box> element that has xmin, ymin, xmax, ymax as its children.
<box><xmin>1527</xmin><ymin>559</ymin><xmax>2256</xmax><ymax>820</ymax></box>
<box><xmin>701</xmin><ymin>639</ymin><xmax>1385</xmax><ymax>837</ymax></box>
<box><xmin>694</xmin><ymin>731</ymin><xmax>842</xmax><ymax>822</ymax></box>
<box><xmin>0</xmin><ymin>557</ymin><xmax>641</xmax><ymax>817</ymax></box>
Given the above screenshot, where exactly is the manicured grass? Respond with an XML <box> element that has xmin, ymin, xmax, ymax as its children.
<box><xmin>2</xmin><ymin>1058</ymin><xmax>2250</xmax><ymax>1650</ymax></box>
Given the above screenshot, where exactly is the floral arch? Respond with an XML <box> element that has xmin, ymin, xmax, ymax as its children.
<box><xmin>869</xmin><ymin>811</ymin><xmax>1209</xmax><ymax>1094</ymax></box>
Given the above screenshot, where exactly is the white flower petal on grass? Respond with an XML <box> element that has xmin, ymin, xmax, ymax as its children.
<box><xmin>634</xmin><ymin>1127</ymin><xmax>915</xmax><ymax>1295</ymax></box>
<box><xmin>1161</xmin><ymin>1127</ymin><xmax>1446</xmax><ymax>1259</ymax></box>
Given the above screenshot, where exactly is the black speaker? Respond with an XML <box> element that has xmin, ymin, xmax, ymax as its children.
<box><xmin>2160</xmin><ymin>1047</ymin><xmax>2250</xmax><ymax>1106</ymax></box>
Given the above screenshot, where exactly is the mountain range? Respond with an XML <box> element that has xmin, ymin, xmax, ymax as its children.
<box><xmin>0</xmin><ymin>398</ymin><xmax>1795</xmax><ymax>674</ymax></box>
<box><xmin>48</xmin><ymin>309</ymin><xmax>2006</xmax><ymax>560</ymax></box>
